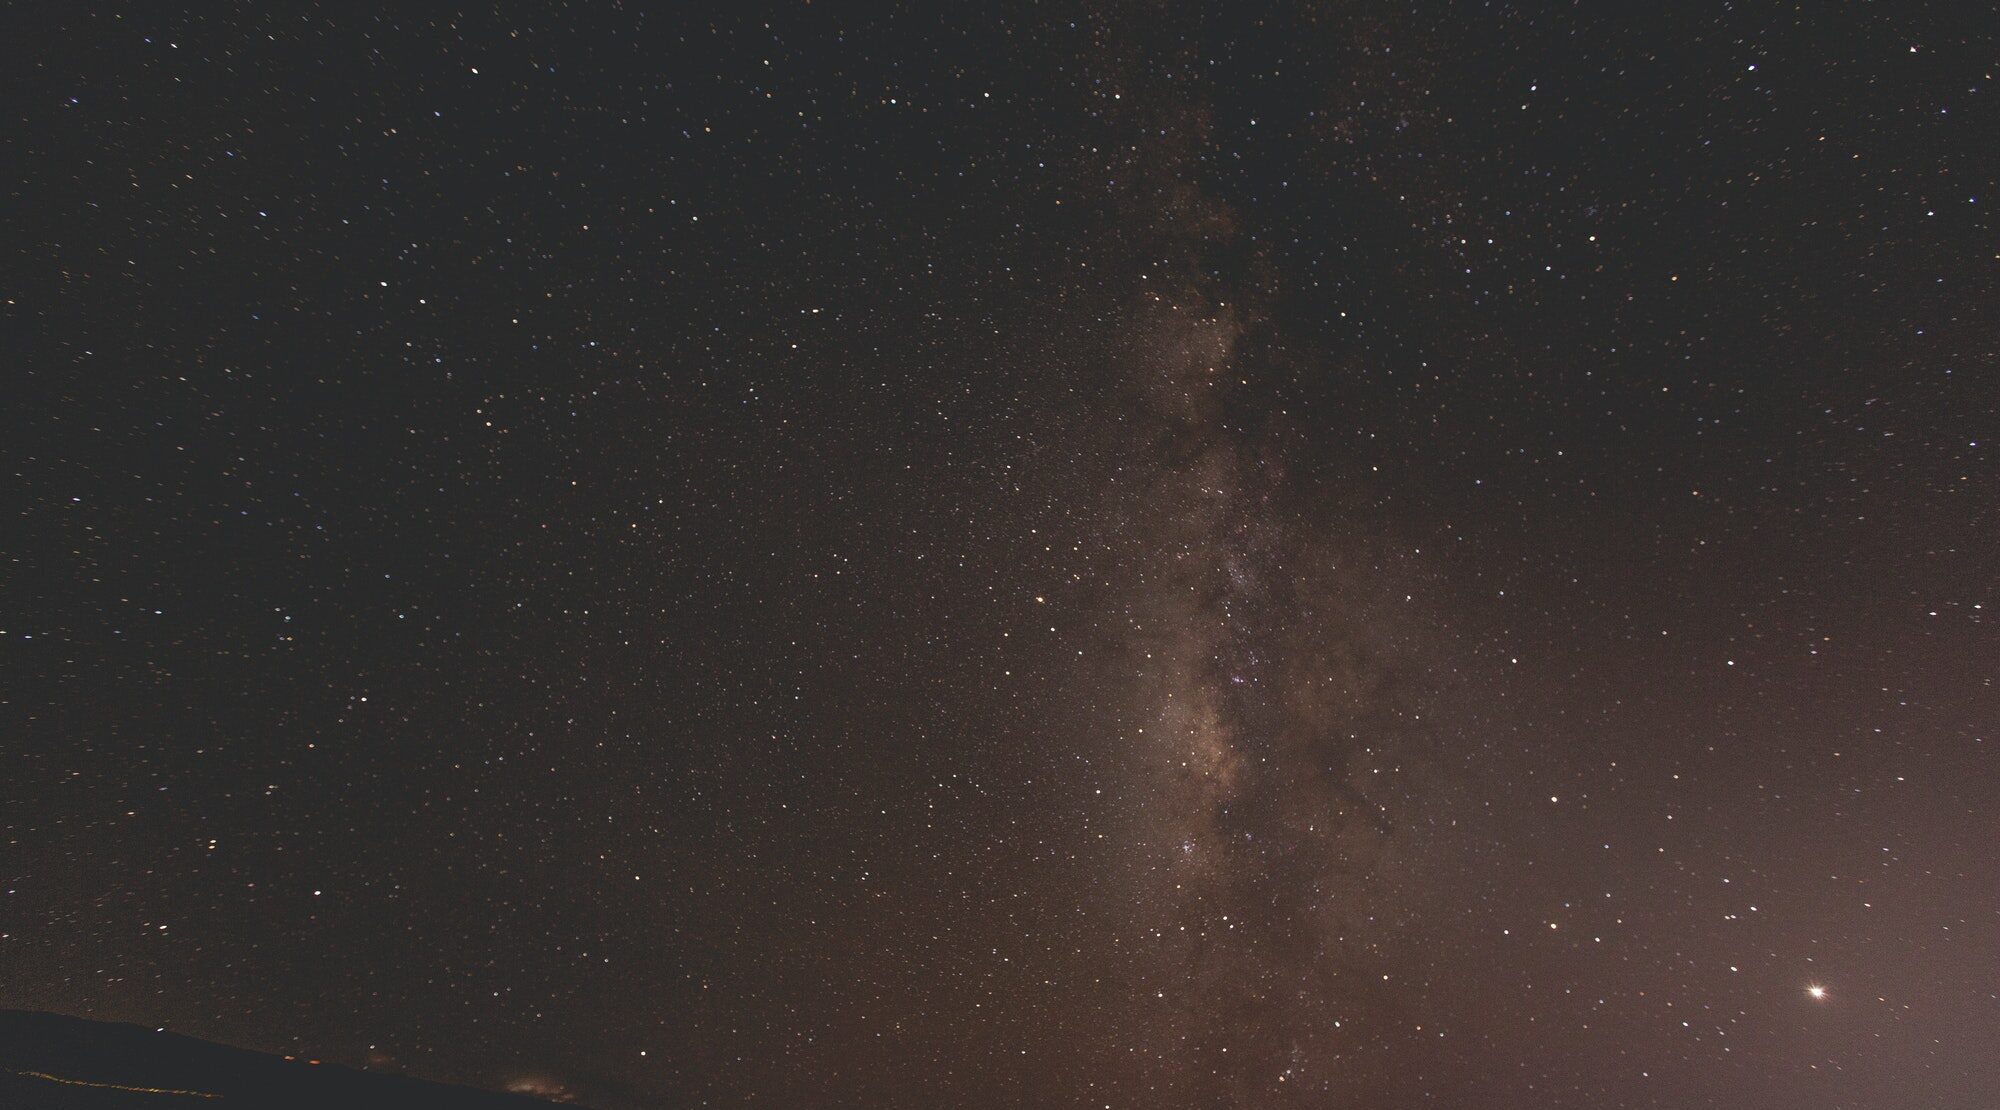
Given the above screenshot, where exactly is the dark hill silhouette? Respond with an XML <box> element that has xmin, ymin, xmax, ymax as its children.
<box><xmin>0</xmin><ymin>1010</ymin><xmax>587</xmax><ymax>1109</ymax></box>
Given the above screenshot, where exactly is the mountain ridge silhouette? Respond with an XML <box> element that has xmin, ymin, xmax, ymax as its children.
<box><xmin>0</xmin><ymin>1009</ymin><xmax>589</xmax><ymax>1109</ymax></box>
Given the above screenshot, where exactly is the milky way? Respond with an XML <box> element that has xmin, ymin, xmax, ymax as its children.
<box><xmin>1089</xmin><ymin>121</ymin><xmax>1463</xmax><ymax>1101</ymax></box>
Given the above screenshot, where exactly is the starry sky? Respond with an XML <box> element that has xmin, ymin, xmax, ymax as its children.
<box><xmin>7</xmin><ymin>3</ymin><xmax>1998</xmax><ymax>1108</ymax></box>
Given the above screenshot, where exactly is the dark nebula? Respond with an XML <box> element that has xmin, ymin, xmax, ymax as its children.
<box><xmin>8</xmin><ymin>4</ymin><xmax>1997</xmax><ymax>1109</ymax></box>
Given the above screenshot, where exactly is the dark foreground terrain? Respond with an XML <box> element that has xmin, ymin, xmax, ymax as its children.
<box><xmin>0</xmin><ymin>1011</ymin><xmax>582</xmax><ymax>1109</ymax></box>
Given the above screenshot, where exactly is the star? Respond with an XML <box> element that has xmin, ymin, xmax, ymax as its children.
<box><xmin>1806</xmin><ymin>985</ymin><xmax>1827</xmax><ymax>1001</ymax></box>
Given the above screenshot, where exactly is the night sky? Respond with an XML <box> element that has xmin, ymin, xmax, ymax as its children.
<box><xmin>8</xmin><ymin>3</ymin><xmax>1998</xmax><ymax>1108</ymax></box>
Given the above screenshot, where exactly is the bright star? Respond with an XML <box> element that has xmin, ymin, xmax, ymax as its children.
<box><xmin>1806</xmin><ymin>985</ymin><xmax>1826</xmax><ymax>1001</ymax></box>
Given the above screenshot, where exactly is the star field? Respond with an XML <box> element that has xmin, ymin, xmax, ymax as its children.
<box><xmin>7</xmin><ymin>4</ymin><xmax>1998</xmax><ymax>1108</ymax></box>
